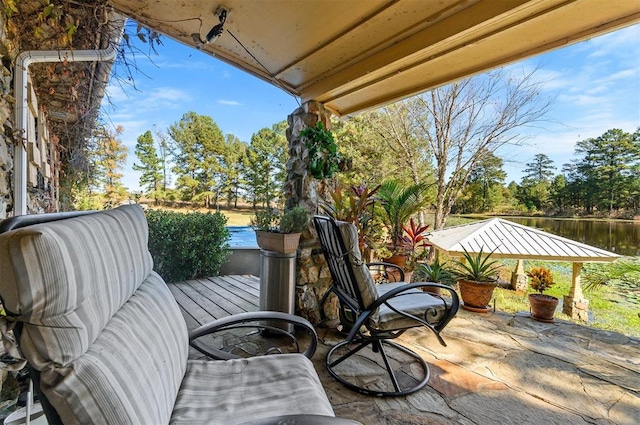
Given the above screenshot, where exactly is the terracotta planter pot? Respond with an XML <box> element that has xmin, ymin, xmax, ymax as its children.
<box><xmin>422</xmin><ymin>285</ymin><xmax>442</xmax><ymax>296</ymax></box>
<box><xmin>383</xmin><ymin>253</ymin><xmax>407</xmax><ymax>268</ymax></box>
<box><xmin>457</xmin><ymin>279</ymin><xmax>498</xmax><ymax>312</ymax></box>
<box><xmin>255</xmin><ymin>231</ymin><xmax>301</xmax><ymax>254</ymax></box>
<box><xmin>529</xmin><ymin>293</ymin><xmax>559</xmax><ymax>322</ymax></box>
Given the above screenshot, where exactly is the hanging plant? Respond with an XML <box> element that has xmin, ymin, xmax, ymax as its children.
<box><xmin>301</xmin><ymin>121</ymin><xmax>341</xmax><ymax>179</ymax></box>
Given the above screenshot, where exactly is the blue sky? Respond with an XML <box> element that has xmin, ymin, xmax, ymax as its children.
<box><xmin>101</xmin><ymin>23</ymin><xmax>640</xmax><ymax>191</ymax></box>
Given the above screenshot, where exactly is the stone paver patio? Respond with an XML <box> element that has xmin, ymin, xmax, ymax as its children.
<box><xmin>316</xmin><ymin>309</ymin><xmax>639</xmax><ymax>425</ymax></box>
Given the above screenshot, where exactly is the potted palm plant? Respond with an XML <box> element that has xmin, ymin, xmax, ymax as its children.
<box><xmin>527</xmin><ymin>266</ymin><xmax>559</xmax><ymax>322</ymax></box>
<box><xmin>454</xmin><ymin>247</ymin><xmax>501</xmax><ymax>312</ymax></box>
<box><xmin>250</xmin><ymin>206</ymin><xmax>309</xmax><ymax>254</ymax></box>
<box><xmin>377</xmin><ymin>179</ymin><xmax>429</xmax><ymax>265</ymax></box>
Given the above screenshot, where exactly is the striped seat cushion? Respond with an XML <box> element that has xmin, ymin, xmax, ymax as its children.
<box><xmin>0</xmin><ymin>205</ymin><xmax>153</xmax><ymax>366</ymax></box>
<box><xmin>45</xmin><ymin>272</ymin><xmax>189</xmax><ymax>424</ymax></box>
<box><xmin>171</xmin><ymin>354</ymin><xmax>334</xmax><ymax>424</ymax></box>
<box><xmin>0</xmin><ymin>205</ymin><xmax>189</xmax><ymax>424</ymax></box>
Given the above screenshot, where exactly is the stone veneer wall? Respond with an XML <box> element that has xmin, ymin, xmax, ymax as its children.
<box><xmin>0</xmin><ymin>15</ymin><xmax>58</xmax><ymax>219</ymax></box>
<box><xmin>0</xmin><ymin>17</ymin><xmax>14</xmax><ymax>220</ymax></box>
<box><xmin>284</xmin><ymin>100</ymin><xmax>339</xmax><ymax>324</ymax></box>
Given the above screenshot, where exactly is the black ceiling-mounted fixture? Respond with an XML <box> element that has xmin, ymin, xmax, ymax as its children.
<box><xmin>192</xmin><ymin>7</ymin><xmax>228</xmax><ymax>49</ymax></box>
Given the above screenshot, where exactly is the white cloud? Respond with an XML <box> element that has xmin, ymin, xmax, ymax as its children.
<box><xmin>586</xmin><ymin>24</ymin><xmax>640</xmax><ymax>58</ymax></box>
<box><xmin>217</xmin><ymin>99</ymin><xmax>242</xmax><ymax>106</ymax></box>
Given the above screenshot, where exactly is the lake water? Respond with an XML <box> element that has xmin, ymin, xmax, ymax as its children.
<box><xmin>228</xmin><ymin>219</ymin><xmax>640</xmax><ymax>255</ymax></box>
<box><xmin>228</xmin><ymin>226</ymin><xmax>258</xmax><ymax>247</ymax></box>
<box><xmin>499</xmin><ymin>217</ymin><xmax>639</xmax><ymax>257</ymax></box>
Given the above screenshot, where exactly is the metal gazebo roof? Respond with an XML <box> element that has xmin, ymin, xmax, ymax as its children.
<box><xmin>427</xmin><ymin>218</ymin><xmax>619</xmax><ymax>263</ymax></box>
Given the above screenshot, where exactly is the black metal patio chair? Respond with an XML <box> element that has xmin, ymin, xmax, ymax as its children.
<box><xmin>313</xmin><ymin>215</ymin><xmax>459</xmax><ymax>397</ymax></box>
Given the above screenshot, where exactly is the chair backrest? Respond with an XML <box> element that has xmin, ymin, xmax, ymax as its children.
<box><xmin>313</xmin><ymin>216</ymin><xmax>379</xmax><ymax>312</ymax></box>
<box><xmin>0</xmin><ymin>205</ymin><xmax>189</xmax><ymax>424</ymax></box>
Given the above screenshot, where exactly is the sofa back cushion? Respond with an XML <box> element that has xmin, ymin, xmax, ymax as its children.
<box><xmin>0</xmin><ymin>205</ymin><xmax>189</xmax><ymax>424</ymax></box>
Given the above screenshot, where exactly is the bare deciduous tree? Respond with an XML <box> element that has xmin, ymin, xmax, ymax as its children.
<box><xmin>409</xmin><ymin>68</ymin><xmax>552</xmax><ymax>229</ymax></box>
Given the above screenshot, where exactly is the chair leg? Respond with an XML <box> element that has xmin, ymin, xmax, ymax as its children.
<box><xmin>326</xmin><ymin>338</ymin><xmax>430</xmax><ymax>397</ymax></box>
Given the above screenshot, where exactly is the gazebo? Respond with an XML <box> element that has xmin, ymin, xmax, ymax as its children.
<box><xmin>426</xmin><ymin>218</ymin><xmax>620</xmax><ymax>321</ymax></box>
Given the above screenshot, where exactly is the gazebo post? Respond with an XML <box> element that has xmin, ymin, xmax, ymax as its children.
<box><xmin>563</xmin><ymin>262</ymin><xmax>589</xmax><ymax>322</ymax></box>
<box><xmin>510</xmin><ymin>259</ymin><xmax>527</xmax><ymax>291</ymax></box>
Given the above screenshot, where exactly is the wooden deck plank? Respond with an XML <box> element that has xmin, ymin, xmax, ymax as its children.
<box><xmin>174</xmin><ymin>279</ymin><xmax>232</xmax><ymax>322</ymax></box>
<box><xmin>204</xmin><ymin>276</ymin><xmax>259</xmax><ymax>309</ymax></box>
<box><xmin>171</xmin><ymin>275</ymin><xmax>262</xmax><ymax>331</ymax></box>
<box><xmin>192</xmin><ymin>278</ymin><xmax>257</xmax><ymax>314</ymax></box>
<box><xmin>167</xmin><ymin>283</ymin><xmax>215</xmax><ymax>327</ymax></box>
<box><xmin>216</xmin><ymin>275</ymin><xmax>261</xmax><ymax>298</ymax></box>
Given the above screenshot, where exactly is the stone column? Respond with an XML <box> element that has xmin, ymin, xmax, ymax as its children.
<box><xmin>510</xmin><ymin>259</ymin><xmax>528</xmax><ymax>291</ymax></box>
<box><xmin>563</xmin><ymin>262</ymin><xmax>589</xmax><ymax>322</ymax></box>
<box><xmin>285</xmin><ymin>100</ymin><xmax>337</xmax><ymax>324</ymax></box>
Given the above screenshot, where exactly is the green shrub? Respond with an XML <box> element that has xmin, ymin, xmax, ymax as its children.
<box><xmin>146</xmin><ymin>209</ymin><xmax>230</xmax><ymax>282</ymax></box>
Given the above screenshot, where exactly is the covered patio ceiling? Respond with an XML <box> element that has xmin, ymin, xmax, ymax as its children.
<box><xmin>108</xmin><ymin>0</ymin><xmax>640</xmax><ymax>116</ymax></box>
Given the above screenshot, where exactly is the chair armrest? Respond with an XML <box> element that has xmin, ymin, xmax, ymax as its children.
<box><xmin>367</xmin><ymin>261</ymin><xmax>405</xmax><ymax>282</ymax></box>
<box><xmin>346</xmin><ymin>283</ymin><xmax>460</xmax><ymax>345</ymax></box>
<box><xmin>189</xmin><ymin>311</ymin><xmax>318</xmax><ymax>360</ymax></box>
<box><xmin>239</xmin><ymin>415</ymin><xmax>362</xmax><ymax>425</ymax></box>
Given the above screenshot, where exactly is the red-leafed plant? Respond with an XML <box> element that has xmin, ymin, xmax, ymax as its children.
<box><xmin>399</xmin><ymin>218</ymin><xmax>431</xmax><ymax>270</ymax></box>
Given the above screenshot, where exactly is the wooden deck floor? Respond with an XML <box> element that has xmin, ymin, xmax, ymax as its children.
<box><xmin>168</xmin><ymin>275</ymin><xmax>260</xmax><ymax>333</ymax></box>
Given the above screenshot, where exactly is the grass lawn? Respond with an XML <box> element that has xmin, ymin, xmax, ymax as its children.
<box><xmin>490</xmin><ymin>260</ymin><xmax>640</xmax><ymax>339</ymax></box>
<box><xmin>145</xmin><ymin>204</ymin><xmax>254</xmax><ymax>226</ymax></box>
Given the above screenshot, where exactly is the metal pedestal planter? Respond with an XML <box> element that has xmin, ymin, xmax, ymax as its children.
<box><xmin>259</xmin><ymin>249</ymin><xmax>297</xmax><ymax>332</ymax></box>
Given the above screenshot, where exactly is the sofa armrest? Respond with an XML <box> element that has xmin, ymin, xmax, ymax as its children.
<box><xmin>189</xmin><ymin>311</ymin><xmax>318</xmax><ymax>360</ymax></box>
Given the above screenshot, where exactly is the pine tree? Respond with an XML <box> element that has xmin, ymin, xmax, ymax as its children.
<box><xmin>523</xmin><ymin>154</ymin><xmax>555</xmax><ymax>183</ymax></box>
<box><xmin>244</xmin><ymin>122</ymin><xmax>288</xmax><ymax>209</ymax></box>
<box><xmin>133</xmin><ymin>130</ymin><xmax>163</xmax><ymax>204</ymax></box>
<box><xmin>89</xmin><ymin>124</ymin><xmax>128</xmax><ymax>208</ymax></box>
<box><xmin>168</xmin><ymin>112</ymin><xmax>226</xmax><ymax>207</ymax></box>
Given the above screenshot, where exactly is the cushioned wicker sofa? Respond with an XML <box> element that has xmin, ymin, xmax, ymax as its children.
<box><xmin>0</xmin><ymin>205</ymin><xmax>357</xmax><ymax>425</ymax></box>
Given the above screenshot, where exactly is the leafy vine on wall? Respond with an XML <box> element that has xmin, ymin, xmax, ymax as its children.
<box><xmin>301</xmin><ymin>121</ymin><xmax>341</xmax><ymax>180</ymax></box>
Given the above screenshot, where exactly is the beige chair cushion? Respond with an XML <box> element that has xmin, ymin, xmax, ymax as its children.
<box><xmin>372</xmin><ymin>283</ymin><xmax>449</xmax><ymax>331</ymax></box>
<box><xmin>336</xmin><ymin>221</ymin><xmax>378</xmax><ymax>308</ymax></box>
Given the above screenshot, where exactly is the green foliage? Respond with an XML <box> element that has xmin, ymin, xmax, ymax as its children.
<box><xmin>244</xmin><ymin>122</ymin><xmax>288</xmax><ymax>208</ymax></box>
<box><xmin>454</xmin><ymin>247</ymin><xmax>501</xmax><ymax>282</ymax></box>
<box><xmin>415</xmin><ymin>258</ymin><xmax>455</xmax><ymax>286</ymax></box>
<box><xmin>584</xmin><ymin>259</ymin><xmax>640</xmax><ymax>299</ymax></box>
<box><xmin>133</xmin><ymin>130</ymin><xmax>163</xmax><ymax>202</ymax></box>
<box><xmin>168</xmin><ymin>112</ymin><xmax>226</xmax><ymax>207</ymax></box>
<box><xmin>321</xmin><ymin>182</ymin><xmax>380</xmax><ymax>251</ymax></box>
<box><xmin>250</xmin><ymin>208</ymin><xmax>278</xmax><ymax>231</ymax></box>
<box><xmin>563</xmin><ymin>128</ymin><xmax>640</xmax><ymax>214</ymax></box>
<box><xmin>377</xmin><ymin>179</ymin><xmax>429</xmax><ymax>251</ymax></box>
<box><xmin>87</xmin><ymin>124</ymin><xmax>128</xmax><ymax>207</ymax></box>
<box><xmin>301</xmin><ymin>121</ymin><xmax>341</xmax><ymax>179</ymax></box>
<box><xmin>456</xmin><ymin>150</ymin><xmax>507</xmax><ymax>213</ymax></box>
<box><xmin>526</xmin><ymin>266</ymin><xmax>555</xmax><ymax>294</ymax></box>
<box><xmin>250</xmin><ymin>206</ymin><xmax>309</xmax><ymax>233</ymax></box>
<box><xmin>145</xmin><ymin>209</ymin><xmax>230</xmax><ymax>282</ymax></box>
<box><xmin>279</xmin><ymin>206</ymin><xmax>309</xmax><ymax>233</ymax></box>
